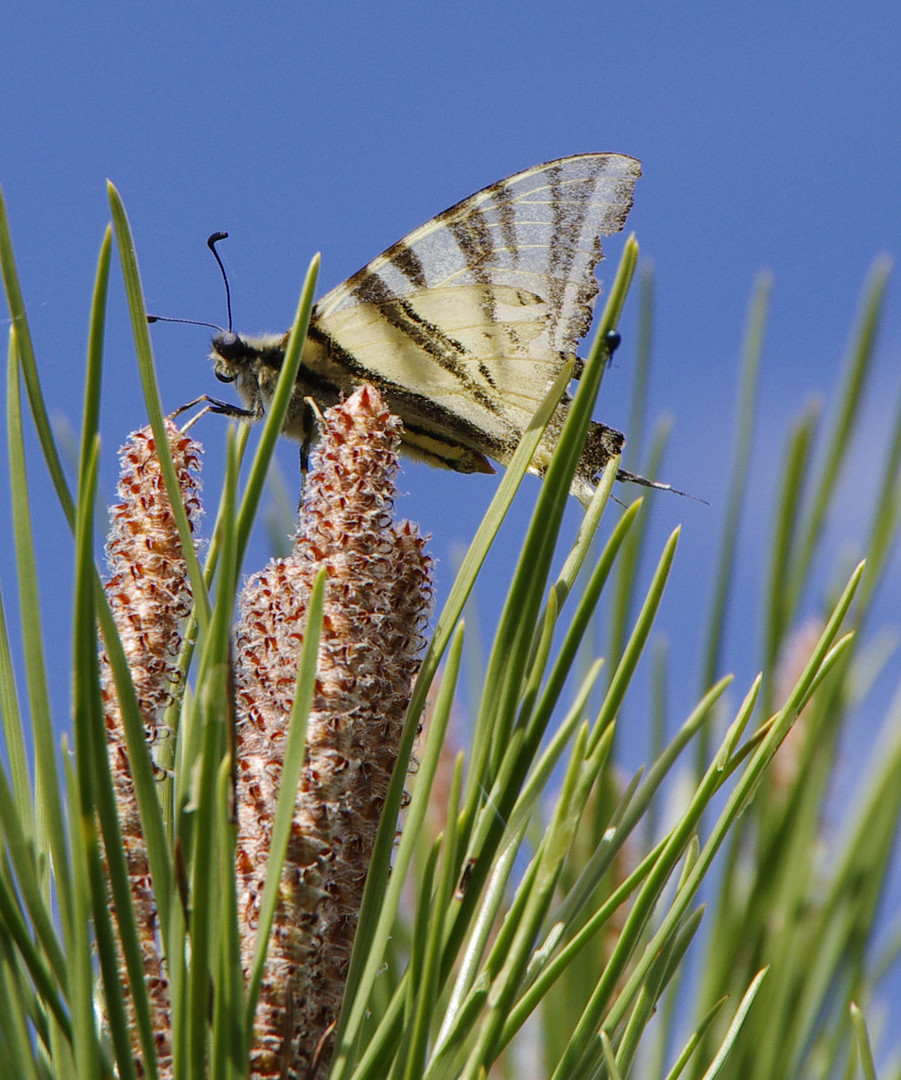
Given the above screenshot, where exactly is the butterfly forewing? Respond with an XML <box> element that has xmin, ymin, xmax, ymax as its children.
<box><xmin>306</xmin><ymin>154</ymin><xmax>640</xmax><ymax>474</ymax></box>
<box><xmin>315</xmin><ymin>153</ymin><xmax>640</xmax><ymax>355</ymax></box>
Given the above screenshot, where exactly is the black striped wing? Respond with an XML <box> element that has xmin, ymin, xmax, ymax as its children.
<box><xmin>307</xmin><ymin>153</ymin><xmax>641</xmax><ymax>474</ymax></box>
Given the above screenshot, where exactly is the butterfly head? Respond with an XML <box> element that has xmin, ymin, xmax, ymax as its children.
<box><xmin>211</xmin><ymin>330</ymin><xmax>250</xmax><ymax>378</ymax></box>
<box><xmin>210</xmin><ymin>330</ymin><xmax>252</xmax><ymax>394</ymax></box>
<box><xmin>209</xmin><ymin>330</ymin><xmax>293</xmax><ymax>423</ymax></box>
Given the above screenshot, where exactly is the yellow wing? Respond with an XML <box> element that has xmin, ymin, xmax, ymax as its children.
<box><xmin>305</xmin><ymin>154</ymin><xmax>641</xmax><ymax>477</ymax></box>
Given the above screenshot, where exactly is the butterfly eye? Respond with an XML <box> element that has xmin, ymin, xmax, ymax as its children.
<box><xmin>215</xmin><ymin>370</ymin><xmax>236</xmax><ymax>383</ymax></box>
<box><xmin>213</xmin><ymin>331</ymin><xmax>243</xmax><ymax>360</ymax></box>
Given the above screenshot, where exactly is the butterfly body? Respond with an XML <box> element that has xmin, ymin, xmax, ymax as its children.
<box><xmin>208</xmin><ymin>153</ymin><xmax>651</xmax><ymax>505</ymax></box>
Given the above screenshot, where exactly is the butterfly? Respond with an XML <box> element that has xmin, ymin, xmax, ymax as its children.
<box><xmin>170</xmin><ymin>154</ymin><xmax>682</xmax><ymax>504</ymax></box>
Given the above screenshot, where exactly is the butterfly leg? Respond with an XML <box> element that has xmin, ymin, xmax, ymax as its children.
<box><xmin>294</xmin><ymin>397</ymin><xmax>325</xmax><ymax>507</ymax></box>
<box><xmin>299</xmin><ymin>396</ymin><xmax>325</xmax><ymax>476</ymax></box>
<box><xmin>169</xmin><ymin>394</ymin><xmax>256</xmax><ymax>433</ymax></box>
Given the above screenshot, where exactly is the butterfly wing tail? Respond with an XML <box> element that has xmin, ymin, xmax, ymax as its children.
<box><xmin>573</xmin><ymin>423</ymin><xmax>703</xmax><ymax>503</ymax></box>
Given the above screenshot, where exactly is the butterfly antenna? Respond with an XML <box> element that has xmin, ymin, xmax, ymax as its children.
<box><xmin>146</xmin><ymin>314</ymin><xmax>225</xmax><ymax>330</ymax></box>
<box><xmin>207</xmin><ymin>231</ymin><xmax>233</xmax><ymax>332</ymax></box>
<box><xmin>146</xmin><ymin>231</ymin><xmax>233</xmax><ymax>330</ymax></box>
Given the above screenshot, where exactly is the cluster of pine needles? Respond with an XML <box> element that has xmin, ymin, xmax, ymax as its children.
<box><xmin>0</xmin><ymin>180</ymin><xmax>898</xmax><ymax>1079</ymax></box>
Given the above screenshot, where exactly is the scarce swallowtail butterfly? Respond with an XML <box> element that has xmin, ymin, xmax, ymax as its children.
<box><xmin>184</xmin><ymin>154</ymin><xmax>681</xmax><ymax>504</ymax></box>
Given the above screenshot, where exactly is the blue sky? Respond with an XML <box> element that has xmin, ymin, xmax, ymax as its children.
<box><xmin>4</xmin><ymin>6</ymin><xmax>900</xmax><ymax>730</ymax></box>
<box><xmin>3</xmin><ymin>0</ymin><xmax>901</xmax><ymax>905</ymax></box>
